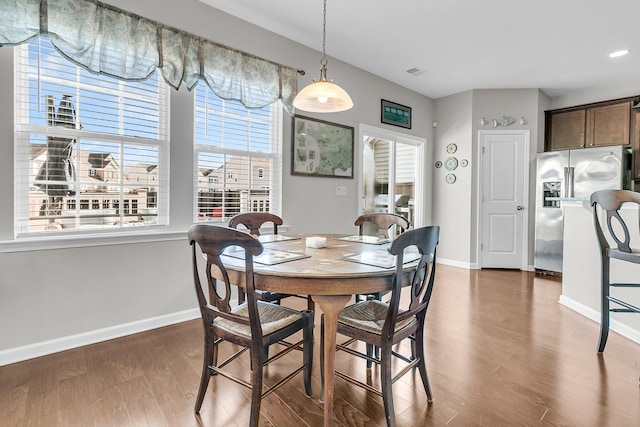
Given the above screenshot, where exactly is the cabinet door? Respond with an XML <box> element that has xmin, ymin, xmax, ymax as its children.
<box><xmin>586</xmin><ymin>101</ymin><xmax>631</xmax><ymax>147</ymax></box>
<box><xmin>548</xmin><ymin>110</ymin><xmax>585</xmax><ymax>150</ymax></box>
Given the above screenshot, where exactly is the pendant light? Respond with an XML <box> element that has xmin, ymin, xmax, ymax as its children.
<box><xmin>293</xmin><ymin>0</ymin><xmax>353</xmax><ymax>113</ymax></box>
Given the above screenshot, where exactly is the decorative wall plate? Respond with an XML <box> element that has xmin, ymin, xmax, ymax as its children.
<box><xmin>445</xmin><ymin>173</ymin><xmax>456</xmax><ymax>184</ymax></box>
<box><xmin>444</xmin><ymin>157</ymin><xmax>458</xmax><ymax>171</ymax></box>
<box><xmin>446</xmin><ymin>143</ymin><xmax>458</xmax><ymax>154</ymax></box>
<box><xmin>435</xmin><ymin>160</ymin><xmax>442</xmax><ymax>168</ymax></box>
<box><xmin>460</xmin><ymin>159</ymin><xmax>469</xmax><ymax>167</ymax></box>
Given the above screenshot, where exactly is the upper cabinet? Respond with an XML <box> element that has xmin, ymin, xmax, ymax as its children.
<box><xmin>545</xmin><ymin>97</ymin><xmax>635</xmax><ymax>152</ymax></box>
<box><xmin>547</xmin><ymin>109</ymin><xmax>586</xmax><ymax>150</ymax></box>
<box><xmin>585</xmin><ymin>101</ymin><xmax>631</xmax><ymax>148</ymax></box>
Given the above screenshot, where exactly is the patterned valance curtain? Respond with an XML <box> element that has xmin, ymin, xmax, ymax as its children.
<box><xmin>0</xmin><ymin>0</ymin><xmax>299</xmax><ymax>114</ymax></box>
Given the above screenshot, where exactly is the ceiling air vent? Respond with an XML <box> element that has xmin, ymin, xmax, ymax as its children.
<box><xmin>406</xmin><ymin>67</ymin><xmax>426</xmax><ymax>76</ymax></box>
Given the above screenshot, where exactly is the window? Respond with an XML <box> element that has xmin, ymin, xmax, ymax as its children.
<box><xmin>14</xmin><ymin>36</ymin><xmax>169</xmax><ymax>236</ymax></box>
<box><xmin>194</xmin><ymin>86</ymin><xmax>282</xmax><ymax>222</ymax></box>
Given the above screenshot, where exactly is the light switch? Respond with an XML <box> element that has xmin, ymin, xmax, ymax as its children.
<box><xmin>336</xmin><ymin>186</ymin><xmax>347</xmax><ymax>196</ymax></box>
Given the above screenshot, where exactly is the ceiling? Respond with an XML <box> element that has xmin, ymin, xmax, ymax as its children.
<box><xmin>198</xmin><ymin>0</ymin><xmax>640</xmax><ymax>100</ymax></box>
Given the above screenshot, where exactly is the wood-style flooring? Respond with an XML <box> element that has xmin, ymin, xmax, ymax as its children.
<box><xmin>1</xmin><ymin>266</ymin><xmax>639</xmax><ymax>426</ymax></box>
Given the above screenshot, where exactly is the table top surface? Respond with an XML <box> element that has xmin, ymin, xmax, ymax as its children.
<box><xmin>219</xmin><ymin>233</ymin><xmax>413</xmax><ymax>295</ymax></box>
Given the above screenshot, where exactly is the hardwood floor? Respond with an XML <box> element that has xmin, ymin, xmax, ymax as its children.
<box><xmin>2</xmin><ymin>265</ymin><xmax>639</xmax><ymax>426</ymax></box>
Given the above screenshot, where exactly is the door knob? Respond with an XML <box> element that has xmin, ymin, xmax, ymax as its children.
<box><xmin>516</xmin><ymin>205</ymin><xmax>524</xmax><ymax>211</ymax></box>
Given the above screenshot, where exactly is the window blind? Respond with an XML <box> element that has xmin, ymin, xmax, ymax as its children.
<box><xmin>194</xmin><ymin>86</ymin><xmax>282</xmax><ymax>222</ymax></box>
<box><xmin>14</xmin><ymin>35</ymin><xmax>170</xmax><ymax>235</ymax></box>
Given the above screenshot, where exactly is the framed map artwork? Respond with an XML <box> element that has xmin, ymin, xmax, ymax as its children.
<box><xmin>292</xmin><ymin>115</ymin><xmax>354</xmax><ymax>178</ymax></box>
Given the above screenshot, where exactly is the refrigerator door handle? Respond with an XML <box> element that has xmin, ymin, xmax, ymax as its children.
<box><xmin>563</xmin><ymin>167</ymin><xmax>569</xmax><ymax>198</ymax></box>
<box><xmin>566</xmin><ymin>167</ymin><xmax>574</xmax><ymax>198</ymax></box>
<box><xmin>563</xmin><ymin>166</ymin><xmax>575</xmax><ymax>198</ymax></box>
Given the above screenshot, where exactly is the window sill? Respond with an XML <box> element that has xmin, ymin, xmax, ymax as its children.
<box><xmin>0</xmin><ymin>229</ymin><xmax>187</xmax><ymax>253</ymax></box>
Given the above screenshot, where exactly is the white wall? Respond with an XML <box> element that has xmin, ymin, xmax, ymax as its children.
<box><xmin>433</xmin><ymin>89</ymin><xmax>549</xmax><ymax>268</ymax></box>
<box><xmin>432</xmin><ymin>91</ymin><xmax>473</xmax><ymax>265</ymax></box>
<box><xmin>105</xmin><ymin>0</ymin><xmax>436</xmax><ymax>236</ymax></box>
<box><xmin>0</xmin><ymin>0</ymin><xmax>435</xmax><ymax>364</ymax></box>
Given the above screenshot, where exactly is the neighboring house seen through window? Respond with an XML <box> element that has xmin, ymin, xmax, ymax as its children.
<box><xmin>14</xmin><ymin>36</ymin><xmax>170</xmax><ymax>236</ymax></box>
<box><xmin>194</xmin><ymin>86</ymin><xmax>282</xmax><ymax>221</ymax></box>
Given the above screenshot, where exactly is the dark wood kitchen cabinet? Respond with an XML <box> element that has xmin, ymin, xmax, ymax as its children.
<box><xmin>545</xmin><ymin>97</ymin><xmax>635</xmax><ymax>152</ymax></box>
<box><xmin>547</xmin><ymin>109</ymin><xmax>586</xmax><ymax>150</ymax></box>
<box><xmin>585</xmin><ymin>101</ymin><xmax>631</xmax><ymax>148</ymax></box>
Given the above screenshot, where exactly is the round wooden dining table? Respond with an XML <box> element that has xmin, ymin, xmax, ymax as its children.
<box><xmin>217</xmin><ymin>234</ymin><xmax>408</xmax><ymax>427</ymax></box>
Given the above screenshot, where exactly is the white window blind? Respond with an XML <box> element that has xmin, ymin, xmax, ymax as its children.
<box><xmin>14</xmin><ymin>36</ymin><xmax>170</xmax><ymax>236</ymax></box>
<box><xmin>194</xmin><ymin>87</ymin><xmax>282</xmax><ymax>222</ymax></box>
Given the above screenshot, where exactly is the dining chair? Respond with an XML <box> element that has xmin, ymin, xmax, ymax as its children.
<box><xmin>228</xmin><ymin>212</ymin><xmax>305</xmax><ymax>308</ymax></box>
<box><xmin>320</xmin><ymin>225</ymin><xmax>440</xmax><ymax>427</ymax></box>
<box><xmin>590</xmin><ymin>189</ymin><xmax>640</xmax><ymax>353</ymax></box>
<box><xmin>355</xmin><ymin>212</ymin><xmax>410</xmax><ymax>239</ymax></box>
<box><xmin>188</xmin><ymin>224</ymin><xmax>313</xmax><ymax>426</ymax></box>
<box><xmin>228</xmin><ymin>212</ymin><xmax>283</xmax><ymax>236</ymax></box>
<box><xmin>354</xmin><ymin>212</ymin><xmax>411</xmax><ymax>302</ymax></box>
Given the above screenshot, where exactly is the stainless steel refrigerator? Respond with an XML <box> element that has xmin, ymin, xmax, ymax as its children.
<box><xmin>534</xmin><ymin>145</ymin><xmax>631</xmax><ymax>273</ymax></box>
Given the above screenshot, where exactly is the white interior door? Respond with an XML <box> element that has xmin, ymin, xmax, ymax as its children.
<box><xmin>359</xmin><ymin>125</ymin><xmax>425</xmax><ymax>230</ymax></box>
<box><xmin>479</xmin><ymin>131</ymin><xmax>529</xmax><ymax>269</ymax></box>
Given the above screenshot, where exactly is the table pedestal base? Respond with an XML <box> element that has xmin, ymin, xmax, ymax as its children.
<box><xmin>312</xmin><ymin>294</ymin><xmax>352</xmax><ymax>427</ymax></box>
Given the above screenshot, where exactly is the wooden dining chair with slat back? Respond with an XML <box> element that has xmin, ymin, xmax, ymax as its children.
<box><xmin>355</xmin><ymin>212</ymin><xmax>410</xmax><ymax>239</ymax></box>
<box><xmin>188</xmin><ymin>224</ymin><xmax>313</xmax><ymax>426</ymax></box>
<box><xmin>228</xmin><ymin>212</ymin><xmax>283</xmax><ymax>236</ymax></box>
<box><xmin>590</xmin><ymin>189</ymin><xmax>640</xmax><ymax>354</ymax></box>
<box><xmin>354</xmin><ymin>212</ymin><xmax>410</xmax><ymax>302</ymax></box>
<box><xmin>320</xmin><ymin>225</ymin><xmax>440</xmax><ymax>427</ymax></box>
<box><xmin>228</xmin><ymin>212</ymin><xmax>307</xmax><ymax>308</ymax></box>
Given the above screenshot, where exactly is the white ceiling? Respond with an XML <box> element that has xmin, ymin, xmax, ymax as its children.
<box><xmin>198</xmin><ymin>0</ymin><xmax>640</xmax><ymax>100</ymax></box>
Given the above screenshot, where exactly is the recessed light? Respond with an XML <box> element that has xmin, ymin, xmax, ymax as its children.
<box><xmin>609</xmin><ymin>49</ymin><xmax>629</xmax><ymax>58</ymax></box>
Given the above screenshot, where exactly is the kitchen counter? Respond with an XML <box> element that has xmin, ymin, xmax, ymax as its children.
<box><xmin>560</xmin><ymin>201</ymin><xmax>640</xmax><ymax>345</ymax></box>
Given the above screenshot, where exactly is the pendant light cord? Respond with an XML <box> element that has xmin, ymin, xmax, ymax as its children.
<box><xmin>321</xmin><ymin>0</ymin><xmax>327</xmax><ymax>67</ymax></box>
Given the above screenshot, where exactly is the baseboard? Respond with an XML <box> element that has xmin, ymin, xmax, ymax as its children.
<box><xmin>437</xmin><ymin>258</ymin><xmax>475</xmax><ymax>269</ymax></box>
<box><xmin>558</xmin><ymin>295</ymin><xmax>640</xmax><ymax>345</ymax></box>
<box><xmin>437</xmin><ymin>259</ymin><xmax>535</xmax><ymax>271</ymax></box>
<box><xmin>0</xmin><ymin>308</ymin><xmax>200</xmax><ymax>367</ymax></box>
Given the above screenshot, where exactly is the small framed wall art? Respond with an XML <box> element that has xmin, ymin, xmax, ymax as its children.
<box><xmin>292</xmin><ymin>115</ymin><xmax>354</xmax><ymax>178</ymax></box>
<box><xmin>381</xmin><ymin>99</ymin><xmax>411</xmax><ymax>129</ymax></box>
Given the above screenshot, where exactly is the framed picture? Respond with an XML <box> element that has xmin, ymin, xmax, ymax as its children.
<box><xmin>292</xmin><ymin>115</ymin><xmax>354</xmax><ymax>178</ymax></box>
<box><xmin>381</xmin><ymin>99</ymin><xmax>412</xmax><ymax>129</ymax></box>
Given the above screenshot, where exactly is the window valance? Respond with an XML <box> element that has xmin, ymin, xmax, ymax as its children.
<box><xmin>0</xmin><ymin>0</ymin><xmax>299</xmax><ymax>114</ymax></box>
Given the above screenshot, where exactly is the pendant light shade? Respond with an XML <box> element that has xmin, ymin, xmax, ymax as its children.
<box><xmin>293</xmin><ymin>69</ymin><xmax>353</xmax><ymax>113</ymax></box>
<box><xmin>293</xmin><ymin>0</ymin><xmax>353</xmax><ymax>113</ymax></box>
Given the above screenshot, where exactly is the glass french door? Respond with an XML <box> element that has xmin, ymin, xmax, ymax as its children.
<box><xmin>360</xmin><ymin>126</ymin><xmax>424</xmax><ymax>232</ymax></box>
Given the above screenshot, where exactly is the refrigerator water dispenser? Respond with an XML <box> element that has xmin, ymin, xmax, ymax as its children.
<box><xmin>542</xmin><ymin>182</ymin><xmax>561</xmax><ymax>208</ymax></box>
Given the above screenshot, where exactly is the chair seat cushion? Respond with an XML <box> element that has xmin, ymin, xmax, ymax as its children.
<box><xmin>338</xmin><ymin>300</ymin><xmax>414</xmax><ymax>335</ymax></box>
<box><xmin>214</xmin><ymin>301</ymin><xmax>303</xmax><ymax>337</ymax></box>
